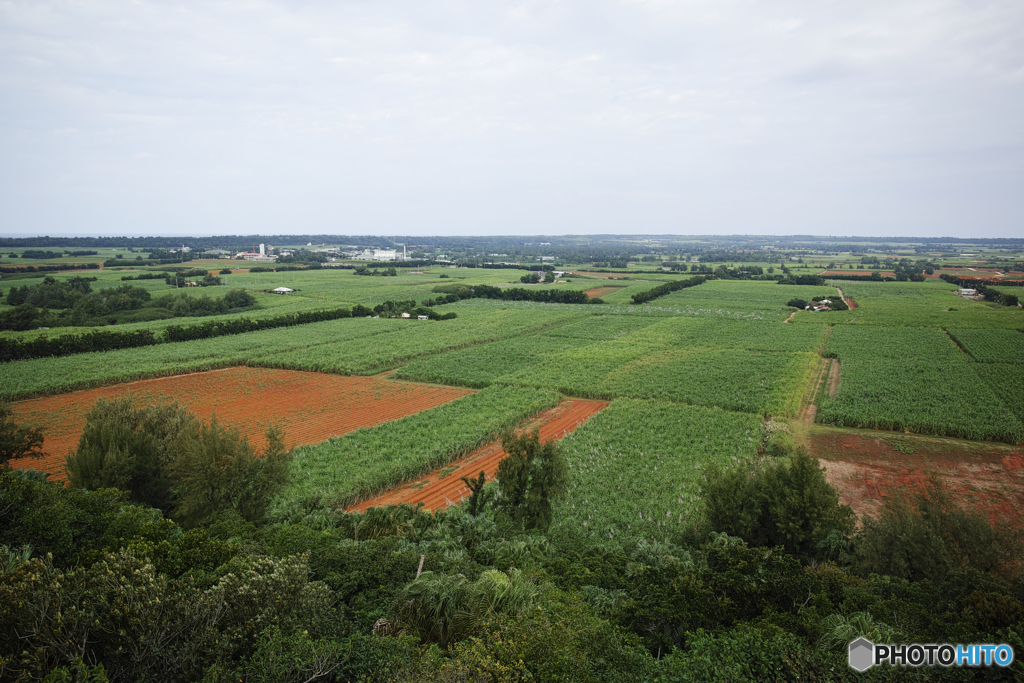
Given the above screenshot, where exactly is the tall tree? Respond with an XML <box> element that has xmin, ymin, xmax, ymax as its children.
<box><xmin>65</xmin><ymin>397</ymin><xmax>195</xmax><ymax>511</ymax></box>
<box><xmin>496</xmin><ymin>430</ymin><xmax>569</xmax><ymax>532</ymax></box>
<box><xmin>170</xmin><ymin>417</ymin><xmax>291</xmax><ymax>526</ymax></box>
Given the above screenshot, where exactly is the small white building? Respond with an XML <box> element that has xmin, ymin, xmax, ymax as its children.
<box><xmin>271</xmin><ymin>287</ymin><xmax>294</xmax><ymax>294</ymax></box>
<box><xmin>957</xmin><ymin>288</ymin><xmax>978</xmax><ymax>297</ymax></box>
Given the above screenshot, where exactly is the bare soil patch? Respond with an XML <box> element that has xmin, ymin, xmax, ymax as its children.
<box><xmin>349</xmin><ymin>399</ymin><xmax>609</xmax><ymax>512</ymax></box>
<box><xmin>583</xmin><ymin>286</ymin><xmax>625</xmax><ymax>299</ymax></box>
<box><xmin>10</xmin><ymin>367</ymin><xmax>472</xmax><ymax>478</ymax></box>
<box><xmin>811</xmin><ymin>427</ymin><xmax>1024</xmax><ymax>525</ymax></box>
<box><xmin>826</xmin><ymin>359</ymin><xmax>841</xmax><ymax>399</ymax></box>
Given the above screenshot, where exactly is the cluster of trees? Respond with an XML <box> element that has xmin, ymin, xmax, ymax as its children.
<box><xmin>787</xmin><ymin>295</ymin><xmax>850</xmax><ymax>311</ymax></box>
<box><xmin>350</xmin><ymin>300</ymin><xmax>457</xmax><ymax>321</ymax></box>
<box><xmin>1</xmin><ymin>407</ymin><xmax>1021</xmax><ymax>681</ymax></box>
<box><xmin>940</xmin><ymin>274</ymin><xmax>1023</xmax><ymax>305</ymax></box>
<box><xmin>0</xmin><ymin>277</ymin><xmax>257</xmax><ymax>330</ymax></box>
<box><xmin>520</xmin><ymin>269</ymin><xmax>555</xmax><ymax>283</ymax></box>
<box><xmin>630</xmin><ymin>275</ymin><xmax>707</xmax><ymax>305</ymax></box>
<box><xmin>19</xmin><ymin>250</ymin><xmax>64</xmax><ymax>260</ymax></box>
<box><xmin>354</xmin><ymin>266</ymin><xmax>399</xmax><ymax>277</ymax></box>
<box><xmin>165</xmin><ymin>268</ymin><xmax>222</xmax><ymax>287</ymax></box>
<box><xmin>778</xmin><ymin>274</ymin><xmax>827</xmax><ymax>286</ymax></box>
<box><xmin>277</xmin><ymin>248</ymin><xmax>331</xmax><ymax>264</ymax></box>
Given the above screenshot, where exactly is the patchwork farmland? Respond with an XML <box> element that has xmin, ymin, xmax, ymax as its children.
<box><xmin>4</xmin><ymin>238</ymin><xmax>1024</xmax><ymax>680</ymax></box>
<box><xmin>3</xmin><ymin>259</ymin><xmax>1024</xmax><ymax>531</ymax></box>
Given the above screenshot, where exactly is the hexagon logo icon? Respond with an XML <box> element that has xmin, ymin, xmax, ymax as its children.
<box><xmin>848</xmin><ymin>637</ymin><xmax>874</xmax><ymax>672</ymax></box>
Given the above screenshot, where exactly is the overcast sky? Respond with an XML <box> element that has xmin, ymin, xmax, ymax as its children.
<box><xmin>1</xmin><ymin>0</ymin><xmax>1022</xmax><ymax>238</ymax></box>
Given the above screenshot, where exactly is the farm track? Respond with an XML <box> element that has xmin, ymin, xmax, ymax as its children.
<box><xmin>826</xmin><ymin>359</ymin><xmax>841</xmax><ymax>399</ymax></box>
<box><xmin>799</xmin><ymin>357</ymin><xmax>831</xmax><ymax>423</ymax></box>
<box><xmin>348</xmin><ymin>399</ymin><xmax>609</xmax><ymax>513</ymax></box>
<box><xmin>10</xmin><ymin>367</ymin><xmax>473</xmax><ymax>479</ymax></box>
<box><xmin>835</xmin><ymin>287</ymin><xmax>858</xmax><ymax>309</ymax></box>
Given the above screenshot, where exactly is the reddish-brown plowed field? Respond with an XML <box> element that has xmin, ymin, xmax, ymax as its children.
<box><xmin>812</xmin><ymin>429</ymin><xmax>1024</xmax><ymax>526</ymax></box>
<box><xmin>349</xmin><ymin>399</ymin><xmax>609</xmax><ymax>513</ymax></box>
<box><xmin>9</xmin><ymin>367</ymin><xmax>472</xmax><ymax>478</ymax></box>
<box><xmin>583</xmin><ymin>286</ymin><xmax>624</xmax><ymax>298</ymax></box>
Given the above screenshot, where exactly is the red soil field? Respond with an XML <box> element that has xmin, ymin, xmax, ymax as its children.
<box><xmin>9</xmin><ymin>367</ymin><xmax>472</xmax><ymax>479</ymax></box>
<box><xmin>349</xmin><ymin>399</ymin><xmax>609</xmax><ymax>513</ymax></box>
<box><xmin>583</xmin><ymin>286</ymin><xmax>624</xmax><ymax>299</ymax></box>
<box><xmin>812</xmin><ymin>429</ymin><xmax>1024</xmax><ymax>527</ymax></box>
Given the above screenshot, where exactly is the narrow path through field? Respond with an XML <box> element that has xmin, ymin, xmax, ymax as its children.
<box><xmin>783</xmin><ymin>311</ymin><xmax>797</xmax><ymax>323</ymax></box>
<box><xmin>348</xmin><ymin>399</ymin><xmax>609</xmax><ymax>513</ymax></box>
<box><xmin>835</xmin><ymin>287</ymin><xmax>858</xmax><ymax>309</ymax></box>
<box><xmin>827</xmin><ymin>359</ymin><xmax>841</xmax><ymax>399</ymax></box>
<box><xmin>799</xmin><ymin>358</ymin><xmax>828</xmax><ymax>423</ymax></box>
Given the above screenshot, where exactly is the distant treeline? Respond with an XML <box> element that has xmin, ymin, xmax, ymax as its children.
<box><xmin>939</xmin><ymin>274</ymin><xmax>1022</xmax><ymax>308</ymax></box>
<box><xmin>818</xmin><ymin>272</ymin><xmax>888</xmax><ymax>282</ymax></box>
<box><xmin>422</xmin><ymin>283</ymin><xmax>598</xmax><ymax>306</ymax></box>
<box><xmin>0</xmin><ymin>297</ymin><xmax>465</xmax><ymax>362</ymax></box>
<box><xmin>940</xmin><ymin>273</ymin><xmax>1024</xmax><ymax>289</ymax></box>
<box><xmin>0</xmin><ymin>306</ymin><xmax>351</xmax><ymax>362</ymax></box>
<box><xmin>162</xmin><ymin>307</ymin><xmax>357</xmax><ymax>343</ymax></box>
<box><xmin>0</xmin><ymin>263</ymin><xmax>100</xmax><ymax>275</ymax></box>
<box><xmin>630</xmin><ymin>275</ymin><xmax>707</xmax><ymax>305</ymax></box>
<box><xmin>778</xmin><ymin>275</ymin><xmax>827</xmax><ymax>286</ymax></box>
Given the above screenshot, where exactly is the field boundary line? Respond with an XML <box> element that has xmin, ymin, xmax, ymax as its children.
<box><xmin>348</xmin><ymin>399</ymin><xmax>610</xmax><ymax>512</ymax></box>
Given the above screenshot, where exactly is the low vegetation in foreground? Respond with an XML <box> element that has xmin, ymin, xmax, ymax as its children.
<box><xmin>2</xmin><ymin>397</ymin><xmax>1024</xmax><ymax>682</ymax></box>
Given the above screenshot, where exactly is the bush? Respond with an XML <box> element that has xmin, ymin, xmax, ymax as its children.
<box><xmin>170</xmin><ymin>418</ymin><xmax>292</xmax><ymax>527</ymax></box>
<box><xmin>0</xmin><ymin>402</ymin><xmax>44</xmax><ymax>467</ymax></box>
<box><xmin>702</xmin><ymin>449</ymin><xmax>854</xmax><ymax>560</ymax></box>
<box><xmin>855</xmin><ymin>477</ymin><xmax>1017</xmax><ymax>582</ymax></box>
<box><xmin>496</xmin><ymin>430</ymin><xmax>569</xmax><ymax>532</ymax></box>
<box><xmin>65</xmin><ymin>398</ymin><xmax>196</xmax><ymax>512</ymax></box>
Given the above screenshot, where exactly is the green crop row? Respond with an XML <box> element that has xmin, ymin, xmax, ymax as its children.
<box><xmin>0</xmin><ymin>317</ymin><xmax>407</xmax><ymax>399</ymax></box>
<box><xmin>824</xmin><ymin>325</ymin><xmax>969</xmax><ymax>363</ymax></box>
<box><xmin>396</xmin><ymin>335</ymin><xmax>592</xmax><ymax>388</ymax></box>
<box><xmin>973</xmin><ymin>363</ymin><xmax>1024</xmax><ymax>423</ymax></box>
<box><xmin>628</xmin><ymin>317</ymin><xmax>828</xmax><ymax>353</ymax></box>
<box><xmin>550</xmin><ymin>399</ymin><xmax>763</xmax><ymax>543</ymax></box>
<box><xmin>399</xmin><ymin>323</ymin><xmax>816</xmax><ymax>416</ymax></box>
<box><xmin>271</xmin><ymin>385</ymin><xmax>560</xmax><ymax>514</ymax></box>
<box><xmin>947</xmin><ymin>329</ymin><xmax>1024</xmax><ymax>364</ymax></box>
<box><xmin>817</xmin><ymin>358</ymin><xmax>1024</xmax><ymax>443</ymax></box>
<box><xmin>252</xmin><ymin>306</ymin><xmax>585</xmax><ymax>375</ymax></box>
<box><xmin>594</xmin><ymin>348</ymin><xmax>817</xmax><ymax>416</ymax></box>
